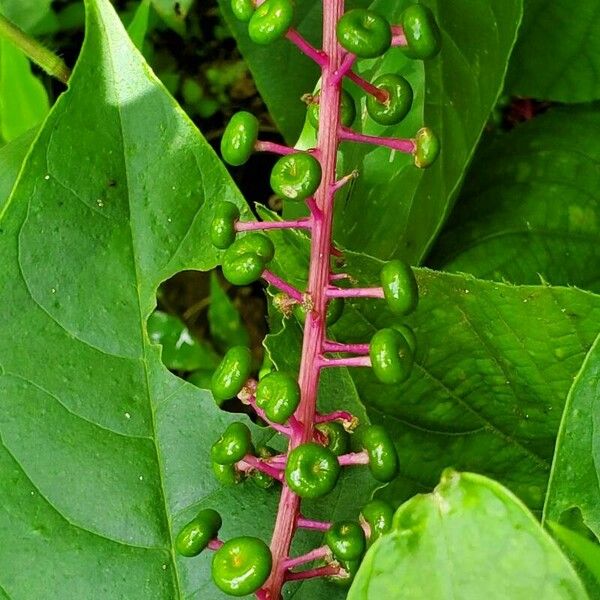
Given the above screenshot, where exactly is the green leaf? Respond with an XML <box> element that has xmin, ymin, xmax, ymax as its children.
<box><xmin>348</xmin><ymin>470</ymin><xmax>588</xmax><ymax>599</ymax></box>
<box><xmin>127</xmin><ymin>0</ymin><xmax>152</xmax><ymax>50</ymax></box>
<box><xmin>544</xmin><ymin>333</ymin><xmax>600</xmax><ymax>537</ymax></box>
<box><xmin>0</xmin><ymin>38</ymin><xmax>49</xmax><ymax>142</ymax></box>
<box><xmin>208</xmin><ymin>272</ymin><xmax>251</xmax><ymax>352</ymax></box>
<box><xmin>151</xmin><ymin>0</ymin><xmax>194</xmax><ymax>34</ymax></box>
<box><xmin>428</xmin><ymin>106</ymin><xmax>600</xmax><ymax>292</ymax></box>
<box><xmin>507</xmin><ymin>0</ymin><xmax>600</xmax><ymax>103</ymax></box>
<box><xmin>0</xmin><ymin>128</ymin><xmax>35</xmax><ymax>211</ymax></box>
<box><xmin>0</xmin><ymin>0</ymin><xmax>58</xmax><ymax>34</ymax></box>
<box><xmin>333</xmin><ymin>0</ymin><xmax>523</xmax><ymax>263</ymax></box>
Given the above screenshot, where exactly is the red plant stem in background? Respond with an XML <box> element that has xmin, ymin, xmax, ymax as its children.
<box><xmin>263</xmin><ymin>1</ymin><xmax>345</xmax><ymax>597</ymax></box>
<box><xmin>297</xmin><ymin>516</ymin><xmax>332</xmax><ymax>531</ymax></box>
<box><xmin>283</xmin><ymin>545</ymin><xmax>330</xmax><ymax>569</ymax></box>
<box><xmin>261</xmin><ymin>270</ymin><xmax>304</xmax><ymax>303</ymax></box>
<box><xmin>285</xmin><ymin>564</ymin><xmax>341</xmax><ymax>582</ymax></box>
<box><xmin>236</xmin><ymin>218</ymin><xmax>312</xmax><ymax>232</ymax></box>
<box><xmin>326</xmin><ymin>286</ymin><xmax>385</xmax><ymax>298</ymax></box>
<box><xmin>339</xmin><ymin>127</ymin><xmax>416</xmax><ymax>153</ymax></box>
<box><xmin>255</xmin><ymin>140</ymin><xmax>297</xmax><ymax>155</ymax></box>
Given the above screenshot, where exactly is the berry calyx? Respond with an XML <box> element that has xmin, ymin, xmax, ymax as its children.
<box><xmin>359</xmin><ymin>499</ymin><xmax>394</xmax><ymax>545</ymax></box>
<box><xmin>294</xmin><ymin>297</ymin><xmax>344</xmax><ymax>326</ymax></box>
<box><xmin>221</xmin><ymin>111</ymin><xmax>259</xmax><ymax>166</ymax></box>
<box><xmin>222</xmin><ymin>233</ymin><xmax>275</xmax><ymax>286</ymax></box>
<box><xmin>414</xmin><ymin>126</ymin><xmax>440</xmax><ymax>168</ymax></box>
<box><xmin>211</xmin><ymin>345</ymin><xmax>252</xmax><ymax>402</ymax></box>
<box><xmin>212</xmin><ymin>461</ymin><xmax>243</xmax><ymax>486</ymax></box>
<box><xmin>256</xmin><ymin>371</ymin><xmax>301</xmax><ymax>424</ymax></box>
<box><xmin>369</xmin><ymin>327</ymin><xmax>414</xmax><ymax>385</ymax></box>
<box><xmin>176</xmin><ymin>509</ymin><xmax>223</xmax><ymax>557</ymax></box>
<box><xmin>336</xmin><ymin>9</ymin><xmax>391</xmax><ymax>58</ymax></box>
<box><xmin>325</xmin><ymin>520</ymin><xmax>366</xmax><ymax>561</ymax></box>
<box><xmin>270</xmin><ymin>152</ymin><xmax>322</xmax><ymax>201</ymax></box>
<box><xmin>380</xmin><ymin>259</ymin><xmax>418</xmax><ymax>316</ymax></box>
<box><xmin>366</xmin><ymin>74</ymin><xmax>413</xmax><ymax>126</ymax></box>
<box><xmin>211</xmin><ymin>201</ymin><xmax>240</xmax><ymax>249</ymax></box>
<box><xmin>315</xmin><ymin>421</ymin><xmax>350</xmax><ymax>456</ymax></box>
<box><xmin>327</xmin><ymin>559</ymin><xmax>360</xmax><ymax>588</ymax></box>
<box><xmin>308</xmin><ymin>89</ymin><xmax>357</xmax><ymax>129</ymax></box>
<box><xmin>212</xmin><ymin>536</ymin><xmax>272</xmax><ymax>597</ymax></box>
<box><xmin>400</xmin><ymin>4</ymin><xmax>441</xmax><ymax>60</ymax></box>
<box><xmin>211</xmin><ymin>422</ymin><xmax>253</xmax><ymax>465</ymax></box>
<box><xmin>285</xmin><ymin>442</ymin><xmax>341</xmax><ymax>498</ymax></box>
<box><xmin>361</xmin><ymin>425</ymin><xmax>399</xmax><ymax>482</ymax></box>
<box><xmin>248</xmin><ymin>0</ymin><xmax>294</xmax><ymax>45</ymax></box>
<box><xmin>231</xmin><ymin>0</ymin><xmax>254</xmax><ymax>22</ymax></box>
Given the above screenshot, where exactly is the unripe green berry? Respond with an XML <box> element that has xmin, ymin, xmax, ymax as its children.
<box><xmin>361</xmin><ymin>425</ymin><xmax>399</xmax><ymax>482</ymax></box>
<box><xmin>211</xmin><ymin>201</ymin><xmax>240</xmax><ymax>249</ymax></box>
<box><xmin>293</xmin><ymin>297</ymin><xmax>344</xmax><ymax>326</ymax></box>
<box><xmin>315</xmin><ymin>421</ymin><xmax>350</xmax><ymax>456</ymax></box>
<box><xmin>325</xmin><ymin>520</ymin><xmax>366</xmax><ymax>561</ymax></box>
<box><xmin>222</xmin><ymin>233</ymin><xmax>275</xmax><ymax>286</ymax></box>
<box><xmin>231</xmin><ymin>0</ymin><xmax>254</xmax><ymax>22</ymax></box>
<box><xmin>400</xmin><ymin>4</ymin><xmax>441</xmax><ymax>60</ymax></box>
<box><xmin>256</xmin><ymin>371</ymin><xmax>300</xmax><ymax>424</ymax></box>
<box><xmin>380</xmin><ymin>259</ymin><xmax>418</xmax><ymax>316</ymax></box>
<box><xmin>369</xmin><ymin>327</ymin><xmax>414</xmax><ymax>385</ymax></box>
<box><xmin>211</xmin><ymin>345</ymin><xmax>252</xmax><ymax>402</ymax></box>
<box><xmin>393</xmin><ymin>324</ymin><xmax>416</xmax><ymax>354</ymax></box>
<box><xmin>270</xmin><ymin>152</ymin><xmax>322</xmax><ymax>201</ymax></box>
<box><xmin>211</xmin><ymin>422</ymin><xmax>252</xmax><ymax>465</ymax></box>
<box><xmin>336</xmin><ymin>9</ymin><xmax>391</xmax><ymax>58</ymax></box>
<box><xmin>248</xmin><ymin>0</ymin><xmax>294</xmax><ymax>45</ymax></box>
<box><xmin>414</xmin><ymin>127</ymin><xmax>440</xmax><ymax>168</ymax></box>
<box><xmin>360</xmin><ymin>499</ymin><xmax>394</xmax><ymax>545</ymax></box>
<box><xmin>221</xmin><ymin>111</ymin><xmax>259</xmax><ymax>166</ymax></box>
<box><xmin>176</xmin><ymin>509</ymin><xmax>222</xmax><ymax>557</ymax></box>
<box><xmin>308</xmin><ymin>89</ymin><xmax>356</xmax><ymax>129</ymax></box>
<box><xmin>212</xmin><ymin>536</ymin><xmax>272</xmax><ymax>596</ymax></box>
<box><xmin>212</xmin><ymin>461</ymin><xmax>242</xmax><ymax>485</ymax></box>
<box><xmin>366</xmin><ymin>74</ymin><xmax>413</xmax><ymax>126</ymax></box>
<box><xmin>251</xmin><ymin>446</ymin><xmax>277</xmax><ymax>489</ymax></box>
<box><xmin>285</xmin><ymin>442</ymin><xmax>341</xmax><ymax>498</ymax></box>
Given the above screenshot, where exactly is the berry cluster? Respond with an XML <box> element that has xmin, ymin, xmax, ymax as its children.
<box><xmin>178</xmin><ymin>1</ymin><xmax>441</xmax><ymax>597</ymax></box>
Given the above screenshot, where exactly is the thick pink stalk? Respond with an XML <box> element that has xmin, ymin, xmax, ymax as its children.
<box><xmin>391</xmin><ymin>25</ymin><xmax>407</xmax><ymax>47</ymax></box>
<box><xmin>283</xmin><ymin>545</ymin><xmax>330</xmax><ymax>569</ymax></box>
<box><xmin>297</xmin><ymin>516</ymin><xmax>331</xmax><ymax>531</ymax></box>
<box><xmin>339</xmin><ymin>127</ymin><xmax>416</xmax><ymax>153</ymax></box>
<box><xmin>264</xmin><ymin>2</ymin><xmax>345</xmax><ymax>597</ymax></box>
<box><xmin>207</xmin><ymin>539</ymin><xmax>224</xmax><ymax>551</ymax></box>
<box><xmin>236</xmin><ymin>218</ymin><xmax>311</xmax><ymax>232</ymax></box>
<box><xmin>327</xmin><ymin>285</ymin><xmax>385</xmax><ymax>299</ymax></box>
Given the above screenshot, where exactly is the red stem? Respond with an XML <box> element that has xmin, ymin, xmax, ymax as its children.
<box><xmin>314</xmin><ymin>410</ymin><xmax>354</xmax><ymax>424</ymax></box>
<box><xmin>261</xmin><ymin>270</ymin><xmax>304</xmax><ymax>303</ymax></box>
<box><xmin>285</xmin><ymin>564</ymin><xmax>341</xmax><ymax>582</ymax></box>
<box><xmin>339</xmin><ymin>127</ymin><xmax>416</xmax><ymax>153</ymax></box>
<box><xmin>239</xmin><ymin>455</ymin><xmax>285</xmax><ymax>481</ymax></box>
<box><xmin>286</xmin><ymin>29</ymin><xmax>329</xmax><ymax>67</ymax></box>
<box><xmin>338</xmin><ymin>450</ymin><xmax>370</xmax><ymax>466</ymax></box>
<box><xmin>326</xmin><ymin>285</ymin><xmax>385</xmax><ymax>299</ymax></box>
<box><xmin>297</xmin><ymin>516</ymin><xmax>331</xmax><ymax>531</ymax></box>
<box><xmin>255</xmin><ymin>140</ymin><xmax>296</xmax><ymax>155</ymax></box>
<box><xmin>283</xmin><ymin>545</ymin><xmax>330</xmax><ymax>569</ymax></box>
<box><xmin>236</xmin><ymin>218</ymin><xmax>311</xmax><ymax>232</ymax></box>
<box><xmin>346</xmin><ymin>71</ymin><xmax>389</xmax><ymax>103</ymax></box>
<box><xmin>318</xmin><ymin>355</ymin><xmax>372</xmax><ymax>368</ymax></box>
<box><xmin>322</xmin><ymin>340</ymin><xmax>370</xmax><ymax>354</ymax></box>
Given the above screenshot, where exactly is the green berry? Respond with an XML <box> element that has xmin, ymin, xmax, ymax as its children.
<box><xmin>211</xmin><ymin>422</ymin><xmax>252</xmax><ymax>465</ymax></box>
<box><xmin>231</xmin><ymin>0</ymin><xmax>254</xmax><ymax>22</ymax></box>
<box><xmin>256</xmin><ymin>371</ymin><xmax>300</xmax><ymax>424</ymax></box>
<box><xmin>252</xmin><ymin>446</ymin><xmax>277</xmax><ymax>489</ymax></box>
<box><xmin>285</xmin><ymin>442</ymin><xmax>341</xmax><ymax>498</ymax></box>
<box><xmin>366</xmin><ymin>74</ymin><xmax>413</xmax><ymax>126</ymax></box>
<box><xmin>361</xmin><ymin>425</ymin><xmax>399</xmax><ymax>482</ymax></box>
<box><xmin>325</xmin><ymin>521</ymin><xmax>366</xmax><ymax>561</ymax></box>
<box><xmin>336</xmin><ymin>9</ymin><xmax>391</xmax><ymax>58</ymax></box>
<box><xmin>248</xmin><ymin>0</ymin><xmax>294</xmax><ymax>45</ymax></box>
<box><xmin>400</xmin><ymin>4</ymin><xmax>441</xmax><ymax>60</ymax></box>
<box><xmin>360</xmin><ymin>499</ymin><xmax>394</xmax><ymax>545</ymax></box>
<box><xmin>211</xmin><ymin>202</ymin><xmax>240</xmax><ymax>249</ymax></box>
<box><xmin>212</xmin><ymin>536</ymin><xmax>272</xmax><ymax>597</ymax></box>
<box><xmin>414</xmin><ymin>127</ymin><xmax>440</xmax><ymax>168</ymax></box>
<box><xmin>393</xmin><ymin>324</ymin><xmax>416</xmax><ymax>354</ymax></box>
<box><xmin>212</xmin><ymin>461</ymin><xmax>242</xmax><ymax>485</ymax></box>
<box><xmin>369</xmin><ymin>327</ymin><xmax>414</xmax><ymax>385</ymax></box>
<box><xmin>327</xmin><ymin>559</ymin><xmax>360</xmax><ymax>587</ymax></box>
<box><xmin>315</xmin><ymin>421</ymin><xmax>350</xmax><ymax>456</ymax></box>
<box><xmin>380</xmin><ymin>259</ymin><xmax>418</xmax><ymax>316</ymax></box>
<box><xmin>293</xmin><ymin>297</ymin><xmax>344</xmax><ymax>326</ymax></box>
<box><xmin>222</xmin><ymin>233</ymin><xmax>275</xmax><ymax>286</ymax></box>
<box><xmin>308</xmin><ymin>89</ymin><xmax>356</xmax><ymax>129</ymax></box>
<box><xmin>221</xmin><ymin>111</ymin><xmax>259</xmax><ymax>166</ymax></box>
<box><xmin>211</xmin><ymin>346</ymin><xmax>252</xmax><ymax>402</ymax></box>
<box><xmin>176</xmin><ymin>509</ymin><xmax>222</xmax><ymax>557</ymax></box>
<box><xmin>270</xmin><ymin>152</ymin><xmax>322</xmax><ymax>201</ymax></box>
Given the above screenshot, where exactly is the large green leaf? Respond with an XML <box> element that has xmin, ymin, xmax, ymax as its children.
<box><xmin>507</xmin><ymin>0</ymin><xmax>600</xmax><ymax>103</ymax></box>
<box><xmin>427</xmin><ymin>106</ymin><xmax>600</xmax><ymax>292</ymax></box>
<box><xmin>0</xmin><ymin>128</ymin><xmax>35</xmax><ymax>210</ymax></box>
<box><xmin>0</xmin><ymin>0</ymin><xmax>58</xmax><ymax>34</ymax></box>
<box><xmin>544</xmin><ymin>334</ymin><xmax>600</xmax><ymax>537</ymax></box>
<box><xmin>348</xmin><ymin>470</ymin><xmax>588</xmax><ymax>599</ymax></box>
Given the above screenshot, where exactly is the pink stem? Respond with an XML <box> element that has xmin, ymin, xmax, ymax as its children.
<box><xmin>283</xmin><ymin>546</ymin><xmax>330</xmax><ymax>569</ymax></box>
<box><xmin>346</xmin><ymin>71</ymin><xmax>389</xmax><ymax>103</ymax></box>
<box><xmin>391</xmin><ymin>25</ymin><xmax>407</xmax><ymax>47</ymax></box>
<box><xmin>327</xmin><ymin>286</ymin><xmax>385</xmax><ymax>298</ymax></box>
<box><xmin>261</xmin><ymin>270</ymin><xmax>304</xmax><ymax>303</ymax></box>
<box><xmin>207</xmin><ymin>539</ymin><xmax>224</xmax><ymax>551</ymax></box>
<box><xmin>339</xmin><ymin>127</ymin><xmax>416</xmax><ymax>153</ymax></box>
<box><xmin>297</xmin><ymin>516</ymin><xmax>331</xmax><ymax>531</ymax></box>
<box><xmin>286</xmin><ymin>29</ymin><xmax>329</xmax><ymax>67</ymax></box>
<box><xmin>318</xmin><ymin>355</ymin><xmax>372</xmax><ymax>368</ymax></box>
<box><xmin>305</xmin><ymin>197</ymin><xmax>322</xmax><ymax>218</ymax></box>
<box><xmin>332</xmin><ymin>52</ymin><xmax>355</xmax><ymax>85</ymax></box>
<box><xmin>236</xmin><ymin>218</ymin><xmax>311</xmax><ymax>232</ymax></box>
<box><xmin>255</xmin><ymin>590</ymin><xmax>269</xmax><ymax>600</ymax></box>
<box><xmin>315</xmin><ymin>410</ymin><xmax>355</xmax><ymax>424</ymax></box>
<box><xmin>255</xmin><ymin>140</ymin><xmax>296</xmax><ymax>155</ymax></box>
<box><xmin>322</xmin><ymin>340</ymin><xmax>370</xmax><ymax>354</ymax></box>
<box><xmin>329</xmin><ymin>273</ymin><xmax>351</xmax><ymax>281</ymax></box>
<box><xmin>338</xmin><ymin>450</ymin><xmax>370</xmax><ymax>466</ymax></box>
<box><xmin>245</xmin><ymin>396</ymin><xmax>292</xmax><ymax>436</ymax></box>
<box><xmin>285</xmin><ymin>565</ymin><xmax>341</xmax><ymax>582</ymax></box>
<box><xmin>332</xmin><ymin>170</ymin><xmax>359</xmax><ymax>192</ymax></box>
<box><xmin>240</xmin><ymin>455</ymin><xmax>285</xmax><ymax>481</ymax></box>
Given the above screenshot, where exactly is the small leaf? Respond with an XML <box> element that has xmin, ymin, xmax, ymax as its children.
<box><xmin>127</xmin><ymin>0</ymin><xmax>152</xmax><ymax>50</ymax></box>
<box><xmin>348</xmin><ymin>471</ymin><xmax>588</xmax><ymax>599</ymax></box>
<box><xmin>0</xmin><ymin>0</ymin><xmax>59</xmax><ymax>34</ymax></box>
<box><xmin>151</xmin><ymin>0</ymin><xmax>193</xmax><ymax>33</ymax></box>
